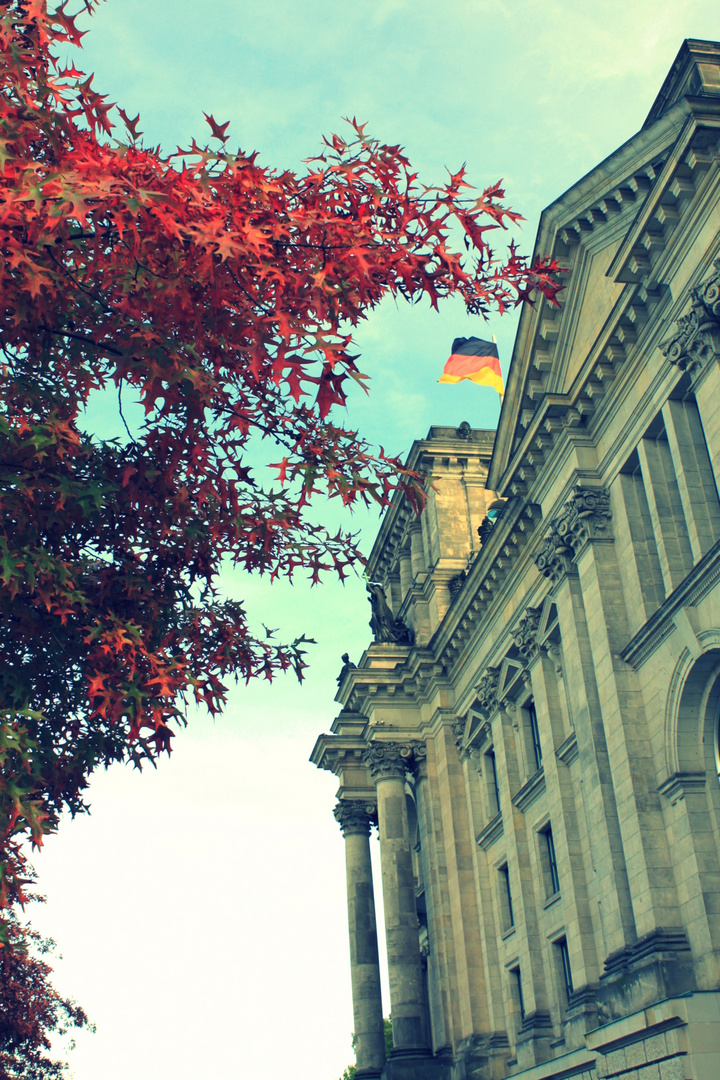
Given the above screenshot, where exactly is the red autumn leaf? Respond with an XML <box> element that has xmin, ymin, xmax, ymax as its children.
<box><xmin>203</xmin><ymin>111</ymin><xmax>231</xmax><ymax>143</ymax></box>
<box><xmin>0</xmin><ymin>0</ymin><xmax>563</xmax><ymax>1016</ymax></box>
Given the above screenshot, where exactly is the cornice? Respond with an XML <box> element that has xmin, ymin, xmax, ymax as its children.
<box><xmin>309</xmin><ymin>731</ymin><xmax>370</xmax><ymax>774</ymax></box>
<box><xmin>607</xmin><ymin>105</ymin><xmax>720</xmax><ymax>284</ymax></box>
<box><xmin>340</xmin><ymin>645</ymin><xmax>447</xmax><ymax>712</ymax></box>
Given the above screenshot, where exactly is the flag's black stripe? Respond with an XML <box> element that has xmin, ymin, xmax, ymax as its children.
<box><xmin>451</xmin><ymin>336</ymin><xmax>499</xmax><ymax>359</ymax></box>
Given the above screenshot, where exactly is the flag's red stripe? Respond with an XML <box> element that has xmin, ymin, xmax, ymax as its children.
<box><xmin>443</xmin><ymin>353</ymin><xmax>501</xmax><ymax>379</ymax></box>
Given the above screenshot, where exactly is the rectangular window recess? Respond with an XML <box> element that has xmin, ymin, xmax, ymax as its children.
<box><xmin>528</xmin><ymin>701</ymin><xmax>543</xmax><ymax>768</ymax></box>
<box><xmin>556</xmin><ymin>937</ymin><xmax>574</xmax><ymax>1001</ymax></box>
<box><xmin>544</xmin><ymin>826</ymin><xmax>560</xmax><ymax>896</ymax></box>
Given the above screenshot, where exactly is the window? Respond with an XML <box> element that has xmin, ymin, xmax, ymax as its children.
<box><xmin>540</xmin><ymin>824</ymin><xmax>560</xmax><ymax>897</ymax></box>
<box><xmin>554</xmin><ymin>936</ymin><xmax>573</xmax><ymax>1005</ymax></box>
<box><xmin>509</xmin><ymin>965</ymin><xmax>525</xmax><ymax>1023</ymax></box>
<box><xmin>498</xmin><ymin>863</ymin><xmax>514</xmax><ymax>931</ymax></box>
<box><xmin>527</xmin><ymin>700</ymin><xmax>543</xmax><ymax>770</ymax></box>
<box><xmin>486</xmin><ymin>749</ymin><xmax>501</xmax><ymax>815</ymax></box>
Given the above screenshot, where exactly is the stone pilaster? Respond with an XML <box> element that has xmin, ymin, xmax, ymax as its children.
<box><xmin>363</xmin><ymin>742</ymin><xmax>433</xmax><ymax>1062</ymax></box>
<box><xmin>334</xmin><ymin>800</ymin><xmax>386</xmax><ymax>1080</ymax></box>
<box><xmin>535</xmin><ymin>489</ymin><xmax>638</xmax><ymax>960</ymax></box>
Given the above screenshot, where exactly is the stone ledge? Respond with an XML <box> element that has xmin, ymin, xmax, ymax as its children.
<box><xmin>603</xmin><ymin>928</ymin><xmax>691</xmax><ymax>976</ymax></box>
<box><xmin>556</xmin><ymin>731</ymin><xmax>580</xmax><ymax>766</ymax></box>
<box><xmin>513</xmin><ymin>767</ymin><xmax>547</xmax><ymax>813</ymax></box>
<box><xmin>477</xmin><ymin>811</ymin><xmax>504</xmax><ymax>850</ymax></box>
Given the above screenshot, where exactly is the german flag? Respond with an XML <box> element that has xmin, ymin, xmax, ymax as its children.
<box><xmin>438</xmin><ymin>337</ymin><xmax>504</xmax><ymax>397</ymax></box>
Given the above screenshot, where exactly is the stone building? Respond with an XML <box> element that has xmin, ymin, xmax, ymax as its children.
<box><xmin>311</xmin><ymin>39</ymin><xmax>720</xmax><ymax>1080</ymax></box>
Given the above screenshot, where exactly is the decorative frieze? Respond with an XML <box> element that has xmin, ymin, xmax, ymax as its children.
<box><xmin>535</xmin><ymin>485</ymin><xmax>613</xmax><ymax>583</ymax></box>
<box><xmin>333</xmin><ymin>799</ymin><xmax>376</xmax><ymax>836</ymax></box>
<box><xmin>662</xmin><ymin>258</ymin><xmax>720</xmax><ymax>376</ymax></box>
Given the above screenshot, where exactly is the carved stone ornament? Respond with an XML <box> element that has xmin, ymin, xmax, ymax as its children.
<box><xmin>513</xmin><ymin>606</ymin><xmax>542</xmax><ymax>664</ymax></box>
<box><xmin>543</xmin><ymin>642</ymin><xmax>563</xmax><ymax>677</ymax></box>
<box><xmin>410</xmin><ymin>742</ymin><xmax>428</xmax><ymax>779</ymax></box>
<box><xmin>333</xmin><ymin>799</ymin><xmax>376</xmax><ymax>836</ymax></box>
<box><xmin>451</xmin><ymin>717</ymin><xmax>467</xmax><ymax>753</ymax></box>
<box><xmin>534</xmin><ymin>534</ymin><xmax>574</xmax><ymax>585</ymax></box>
<box><xmin>336</xmin><ymin>652</ymin><xmax>356</xmax><ymax>687</ymax></box>
<box><xmin>535</xmin><ymin>485</ymin><xmax>612</xmax><ymax>582</ymax></box>
<box><xmin>477</xmin><ymin>515</ymin><xmax>495</xmax><ymax>546</ymax></box>
<box><xmin>448</xmin><ymin>571</ymin><xmax>466</xmax><ymax>599</ymax></box>
<box><xmin>366</xmin><ymin>582</ymin><xmax>413</xmax><ymax>646</ymax></box>
<box><xmin>662</xmin><ymin>258</ymin><xmax>720</xmax><ymax>376</ymax></box>
<box><xmin>363</xmin><ymin>740</ymin><xmax>413</xmax><ymax>782</ymax></box>
<box><xmin>475</xmin><ymin>666</ymin><xmax>500</xmax><ymax>718</ymax></box>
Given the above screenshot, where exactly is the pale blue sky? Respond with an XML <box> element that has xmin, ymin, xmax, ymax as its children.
<box><xmin>30</xmin><ymin>4</ymin><xmax>720</xmax><ymax>1080</ymax></box>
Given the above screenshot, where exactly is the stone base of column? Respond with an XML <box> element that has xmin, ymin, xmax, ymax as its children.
<box><xmin>355</xmin><ymin>1069</ymin><xmax>384</xmax><ymax>1080</ymax></box>
<box><xmin>383</xmin><ymin>1049</ymin><xmax>451</xmax><ymax>1080</ymax></box>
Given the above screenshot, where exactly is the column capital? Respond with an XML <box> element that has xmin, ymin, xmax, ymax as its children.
<box><xmin>409</xmin><ymin>742</ymin><xmax>428</xmax><ymax>780</ymax></box>
<box><xmin>662</xmin><ymin>259</ymin><xmax>720</xmax><ymax>377</ymax></box>
<box><xmin>513</xmin><ymin>605</ymin><xmax>542</xmax><ymax>664</ymax></box>
<box><xmin>535</xmin><ymin>485</ymin><xmax>612</xmax><ymax>583</ymax></box>
<box><xmin>363</xmin><ymin>740</ymin><xmax>413</xmax><ymax>782</ymax></box>
<box><xmin>334</xmin><ymin>799</ymin><xmax>376</xmax><ymax>836</ymax></box>
<box><xmin>474</xmin><ymin>665</ymin><xmax>500</xmax><ymax>719</ymax></box>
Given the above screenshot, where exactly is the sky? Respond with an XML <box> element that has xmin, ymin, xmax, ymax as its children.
<box><xmin>25</xmin><ymin>3</ymin><xmax>720</xmax><ymax>1079</ymax></box>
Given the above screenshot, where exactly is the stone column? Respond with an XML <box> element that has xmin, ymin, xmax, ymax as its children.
<box><xmin>364</xmin><ymin>742</ymin><xmax>432</xmax><ymax>1060</ymax></box>
<box><xmin>334</xmin><ymin>800</ymin><xmax>386</xmax><ymax>1080</ymax></box>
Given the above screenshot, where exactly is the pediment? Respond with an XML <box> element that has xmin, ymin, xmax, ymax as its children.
<box><xmin>464</xmin><ymin>706</ymin><xmax>490</xmax><ymax>750</ymax></box>
<box><xmin>496</xmin><ymin>657</ymin><xmax>525</xmax><ymax>703</ymax></box>
<box><xmin>488</xmin><ymin>93</ymin><xmax>720</xmax><ymax>499</ymax></box>
<box><xmin>537</xmin><ymin>598</ymin><xmax>559</xmax><ymax>645</ymax></box>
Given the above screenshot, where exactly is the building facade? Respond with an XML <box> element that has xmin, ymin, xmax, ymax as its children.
<box><xmin>312</xmin><ymin>40</ymin><xmax>720</xmax><ymax>1080</ymax></box>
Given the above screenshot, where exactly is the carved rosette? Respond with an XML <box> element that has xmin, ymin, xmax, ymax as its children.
<box><xmin>363</xmin><ymin>741</ymin><xmax>413</xmax><ymax>783</ymax></box>
<box><xmin>475</xmin><ymin>667</ymin><xmax>500</xmax><ymax>718</ymax></box>
<box><xmin>333</xmin><ymin>799</ymin><xmax>376</xmax><ymax>836</ymax></box>
<box><xmin>513</xmin><ymin>606</ymin><xmax>542</xmax><ymax>664</ymax></box>
<box><xmin>662</xmin><ymin>259</ymin><xmax>720</xmax><ymax>376</ymax></box>
<box><xmin>535</xmin><ymin>486</ymin><xmax>612</xmax><ymax>582</ymax></box>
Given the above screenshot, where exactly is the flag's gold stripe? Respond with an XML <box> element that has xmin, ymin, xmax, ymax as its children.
<box><xmin>438</xmin><ymin>369</ymin><xmax>504</xmax><ymax>395</ymax></box>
